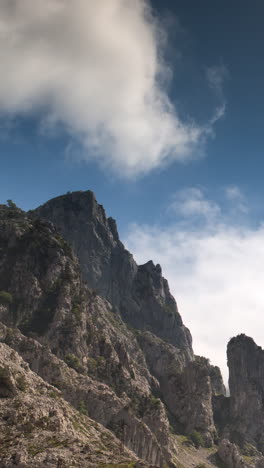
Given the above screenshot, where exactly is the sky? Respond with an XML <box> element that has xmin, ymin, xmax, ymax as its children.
<box><xmin>1</xmin><ymin>0</ymin><xmax>264</xmax><ymax>383</ymax></box>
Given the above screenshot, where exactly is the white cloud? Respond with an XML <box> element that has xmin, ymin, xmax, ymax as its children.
<box><xmin>124</xmin><ymin>188</ymin><xmax>264</xmax><ymax>385</ymax></box>
<box><xmin>0</xmin><ymin>0</ymin><xmax>223</xmax><ymax>177</ymax></box>
<box><xmin>169</xmin><ymin>187</ymin><xmax>221</xmax><ymax>221</ymax></box>
<box><xmin>206</xmin><ymin>65</ymin><xmax>228</xmax><ymax>126</ymax></box>
<box><xmin>225</xmin><ymin>185</ymin><xmax>243</xmax><ymax>200</ymax></box>
<box><xmin>225</xmin><ymin>185</ymin><xmax>248</xmax><ymax>213</ymax></box>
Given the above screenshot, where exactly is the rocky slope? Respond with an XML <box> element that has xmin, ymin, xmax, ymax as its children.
<box><xmin>0</xmin><ymin>204</ymin><xmax>170</xmax><ymax>466</ymax></box>
<box><xmin>3</xmin><ymin>193</ymin><xmax>258</xmax><ymax>467</ymax></box>
<box><xmin>0</xmin><ymin>341</ymin><xmax>140</xmax><ymax>468</ymax></box>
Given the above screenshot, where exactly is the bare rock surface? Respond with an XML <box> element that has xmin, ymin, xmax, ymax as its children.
<box><xmin>33</xmin><ymin>191</ymin><xmax>193</xmax><ymax>356</ymax></box>
<box><xmin>0</xmin><ymin>342</ymin><xmax>140</xmax><ymax>468</ymax></box>
<box><xmin>0</xmin><ymin>323</ymin><xmax>166</xmax><ymax>467</ymax></box>
<box><xmin>0</xmin><ymin>204</ymin><xmax>169</xmax><ymax>465</ymax></box>
<box><xmin>0</xmin><ymin>196</ymin><xmax>230</xmax><ymax>467</ymax></box>
<box><xmin>137</xmin><ymin>332</ymin><xmax>221</xmax><ymax>444</ymax></box>
<box><xmin>227</xmin><ymin>335</ymin><xmax>264</xmax><ymax>453</ymax></box>
<box><xmin>217</xmin><ymin>439</ymin><xmax>264</xmax><ymax>468</ymax></box>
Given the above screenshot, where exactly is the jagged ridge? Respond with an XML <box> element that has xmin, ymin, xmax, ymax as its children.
<box><xmin>0</xmin><ymin>194</ymin><xmax>235</xmax><ymax>467</ymax></box>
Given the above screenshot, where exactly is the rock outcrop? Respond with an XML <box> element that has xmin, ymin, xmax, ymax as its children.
<box><xmin>227</xmin><ymin>334</ymin><xmax>264</xmax><ymax>453</ymax></box>
<box><xmin>0</xmin><ymin>194</ymin><xmax>229</xmax><ymax>466</ymax></box>
<box><xmin>217</xmin><ymin>439</ymin><xmax>264</xmax><ymax>468</ymax></box>
<box><xmin>217</xmin><ymin>439</ymin><xmax>250</xmax><ymax>468</ymax></box>
<box><xmin>33</xmin><ymin>191</ymin><xmax>193</xmax><ymax>357</ymax></box>
<box><xmin>0</xmin><ymin>204</ymin><xmax>170</xmax><ymax>466</ymax></box>
<box><xmin>0</xmin><ymin>341</ymin><xmax>140</xmax><ymax>468</ymax></box>
<box><xmin>32</xmin><ymin>191</ymin><xmax>224</xmax><ymax>444</ymax></box>
<box><xmin>137</xmin><ymin>332</ymin><xmax>220</xmax><ymax>445</ymax></box>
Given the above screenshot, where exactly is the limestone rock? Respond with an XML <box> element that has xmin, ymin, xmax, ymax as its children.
<box><xmin>32</xmin><ymin>190</ymin><xmax>193</xmax><ymax>356</ymax></box>
<box><xmin>0</xmin><ymin>342</ymin><xmax>140</xmax><ymax>468</ymax></box>
<box><xmin>0</xmin><ymin>321</ymin><xmax>166</xmax><ymax>467</ymax></box>
<box><xmin>0</xmin><ymin>204</ymin><xmax>171</xmax><ymax>466</ymax></box>
<box><xmin>0</xmin><ymin>196</ymin><xmax>228</xmax><ymax>467</ymax></box>
<box><xmin>227</xmin><ymin>334</ymin><xmax>264</xmax><ymax>453</ymax></box>
<box><xmin>138</xmin><ymin>331</ymin><xmax>220</xmax><ymax>445</ymax></box>
<box><xmin>217</xmin><ymin>439</ymin><xmax>257</xmax><ymax>468</ymax></box>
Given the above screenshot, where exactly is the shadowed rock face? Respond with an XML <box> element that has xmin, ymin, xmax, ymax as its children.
<box><xmin>227</xmin><ymin>334</ymin><xmax>264</xmax><ymax>452</ymax></box>
<box><xmin>33</xmin><ymin>190</ymin><xmax>193</xmax><ymax>358</ymax></box>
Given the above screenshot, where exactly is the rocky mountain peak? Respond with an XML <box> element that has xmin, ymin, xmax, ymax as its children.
<box><xmin>0</xmin><ymin>193</ymin><xmax>234</xmax><ymax>466</ymax></box>
<box><xmin>33</xmin><ymin>191</ymin><xmax>193</xmax><ymax>356</ymax></box>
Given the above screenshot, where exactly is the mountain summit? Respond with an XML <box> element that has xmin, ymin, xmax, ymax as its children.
<box><xmin>0</xmin><ymin>193</ymin><xmax>262</xmax><ymax>467</ymax></box>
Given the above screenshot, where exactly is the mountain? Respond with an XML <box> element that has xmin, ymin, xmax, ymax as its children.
<box><xmin>0</xmin><ymin>191</ymin><xmax>263</xmax><ymax>467</ymax></box>
<box><xmin>33</xmin><ymin>190</ymin><xmax>193</xmax><ymax>355</ymax></box>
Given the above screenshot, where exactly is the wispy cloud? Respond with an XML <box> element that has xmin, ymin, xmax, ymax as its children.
<box><xmin>206</xmin><ymin>64</ymin><xmax>228</xmax><ymax>124</ymax></box>
<box><xmin>169</xmin><ymin>187</ymin><xmax>221</xmax><ymax>222</ymax></box>
<box><xmin>124</xmin><ymin>187</ymin><xmax>264</xmax><ymax>384</ymax></box>
<box><xmin>206</xmin><ymin>64</ymin><xmax>229</xmax><ymax>99</ymax></box>
<box><xmin>225</xmin><ymin>185</ymin><xmax>248</xmax><ymax>213</ymax></box>
<box><xmin>0</xmin><ymin>0</ymin><xmax>225</xmax><ymax>177</ymax></box>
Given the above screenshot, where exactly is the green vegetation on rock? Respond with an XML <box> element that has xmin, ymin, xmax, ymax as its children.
<box><xmin>65</xmin><ymin>353</ymin><xmax>82</xmax><ymax>372</ymax></box>
<box><xmin>188</xmin><ymin>431</ymin><xmax>205</xmax><ymax>448</ymax></box>
<box><xmin>0</xmin><ymin>291</ymin><xmax>13</xmax><ymax>305</ymax></box>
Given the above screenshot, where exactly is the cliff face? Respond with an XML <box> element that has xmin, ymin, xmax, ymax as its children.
<box><xmin>0</xmin><ymin>204</ymin><xmax>169</xmax><ymax>466</ymax></box>
<box><xmin>32</xmin><ymin>192</ymin><xmax>228</xmax><ymax>445</ymax></box>
<box><xmin>0</xmin><ymin>193</ymin><xmax>228</xmax><ymax>466</ymax></box>
<box><xmin>33</xmin><ymin>191</ymin><xmax>193</xmax><ymax>357</ymax></box>
<box><xmin>0</xmin><ymin>204</ymin><xmax>81</xmax><ymax>339</ymax></box>
<box><xmin>33</xmin><ymin>191</ymin><xmax>227</xmax><ymax>444</ymax></box>
<box><xmin>227</xmin><ymin>334</ymin><xmax>264</xmax><ymax>453</ymax></box>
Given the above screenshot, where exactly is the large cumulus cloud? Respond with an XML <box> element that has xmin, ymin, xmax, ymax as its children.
<box><xmin>0</xmin><ymin>0</ymin><xmax>216</xmax><ymax>176</ymax></box>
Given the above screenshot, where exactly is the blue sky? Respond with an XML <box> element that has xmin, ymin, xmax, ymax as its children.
<box><xmin>1</xmin><ymin>0</ymin><xmax>264</xmax><ymax>381</ymax></box>
<box><xmin>1</xmin><ymin>1</ymin><xmax>264</xmax><ymax>227</ymax></box>
<box><xmin>1</xmin><ymin>1</ymin><xmax>264</xmax><ymax>221</ymax></box>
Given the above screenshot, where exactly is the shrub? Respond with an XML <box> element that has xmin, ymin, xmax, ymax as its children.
<box><xmin>4</xmin><ymin>329</ymin><xmax>15</xmax><ymax>345</ymax></box>
<box><xmin>0</xmin><ymin>366</ymin><xmax>9</xmax><ymax>381</ymax></box>
<box><xmin>16</xmin><ymin>375</ymin><xmax>27</xmax><ymax>392</ymax></box>
<box><xmin>0</xmin><ymin>291</ymin><xmax>13</xmax><ymax>306</ymax></box>
<box><xmin>78</xmin><ymin>400</ymin><xmax>88</xmax><ymax>416</ymax></box>
<box><xmin>88</xmin><ymin>357</ymin><xmax>98</xmax><ymax>371</ymax></box>
<box><xmin>65</xmin><ymin>353</ymin><xmax>82</xmax><ymax>372</ymax></box>
<box><xmin>149</xmin><ymin>395</ymin><xmax>161</xmax><ymax>409</ymax></box>
<box><xmin>188</xmin><ymin>430</ymin><xmax>205</xmax><ymax>448</ymax></box>
<box><xmin>6</xmin><ymin>200</ymin><xmax>17</xmax><ymax>209</ymax></box>
<box><xmin>72</xmin><ymin>303</ymin><xmax>82</xmax><ymax>321</ymax></box>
